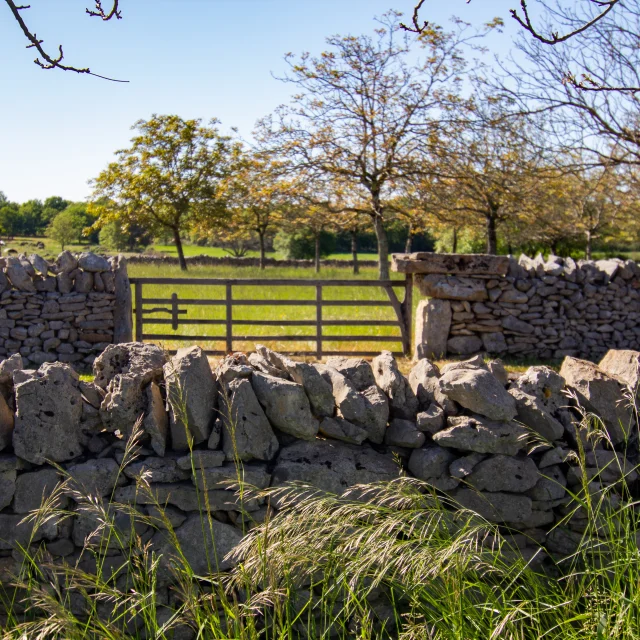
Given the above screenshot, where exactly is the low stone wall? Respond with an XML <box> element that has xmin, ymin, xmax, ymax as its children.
<box><xmin>399</xmin><ymin>252</ymin><xmax>640</xmax><ymax>361</ymax></box>
<box><xmin>0</xmin><ymin>342</ymin><xmax>637</xmax><ymax>599</ymax></box>
<box><xmin>127</xmin><ymin>254</ymin><xmax>378</xmax><ymax>269</ymax></box>
<box><xmin>0</xmin><ymin>251</ymin><xmax>131</xmax><ymax>369</ymax></box>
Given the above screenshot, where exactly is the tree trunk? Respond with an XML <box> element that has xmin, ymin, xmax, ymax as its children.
<box><xmin>372</xmin><ymin>214</ymin><xmax>390</xmax><ymax>280</ymax></box>
<box><xmin>405</xmin><ymin>222</ymin><xmax>413</xmax><ymax>253</ymax></box>
<box><xmin>314</xmin><ymin>232</ymin><xmax>321</xmax><ymax>274</ymax></box>
<box><xmin>351</xmin><ymin>228</ymin><xmax>359</xmax><ymax>275</ymax></box>
<box><xmin>451</xmin><ymin>227</ymin><xmax>458</xmax><ymax>254</ymax></box>
<box><xmin>258</xmin><ymin>232</ymin><xmax>266</xmax><ymax>270</ymax></box>
<box><xmin>173</xmin><ymin>228</ymin><xmax>187</xmax><ymax>271</ymax></box>
<box><xmin>486</xmin><ymin>215</ymin><xmax>498</xmax><ymax>255</ymax></box>
<box><xmin>585</xmin><ymin>230</ymin><xmax>592</xmax><ymax>260</ymax></box>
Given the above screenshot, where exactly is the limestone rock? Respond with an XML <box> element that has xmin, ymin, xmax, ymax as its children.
<box><xmin>0</xmin><ymin>465</ymin><xmax>16</xmax><ymax>511</ymax></box>
<box><xmin>67</xmin><ymin>458</ymin><xmax>122</xmax><ymax>497</ymax></box>
<box><xmin>28</xmin><ymin>253</ymin><xmax>49</xmax><ymax>276</ymax></box>
<box><xmin>449</xmin><ymin>453</ymin><xmax>485</xmax><ymax>479</ymax></box>
<box><xmin>599</xmin><ymin>349</ymin><xmax>640</xmax><ymax>391</ymax></box>
<box><xmin>164</xmin><ymin>346</ymin><xmax>216</xmax><ymax>450</ymax></box>
<box><xmin>13</xmin><ymin>363</ymin><xmax>83</xmax><ymax>464</ymax></box>
<box><xmin>13</xmin><ymin>467</ymin><xmax>61</xmax><ymax>513</ymax></box>
<box><xmin>0</xmin><ymin>513</ymin><xmax>57</xmax><ymax>550</ymax></box>
<box><xmin>454</xmin><ymin>488</ymin><xmax>533</xmax><ymax>524</ymax></box>
<box><xmin>414</xmin><ymin>298</ymin><xmax>451</xmax><ymax>360</ymax></box>
<box><xmin>482</xmin><ymin>332</ymin><xmax>507</xmax><ymax>354</ymax></box>
<box><xmin>360</xmin><ymin>384</ymin><xmax>389</xmax><ymax>444</ymax></box>
<box><xmin>527</xmin><ymin>465</ymin><xmax>567</xmax><ymax>502</ymax></box>
<box><xmin>433</xmin><ymin>415</ymin><xmax>528</xmax><ymax>455</ymax></box>
<box><xmin>94</xmin><ymin>342</ymin><xmax>166</xmax><ymax>390</ymax></box>
<box><xmin>385</xmin><ymin>419</ymin><xmax>425</xmax><ymax>448</ymax></box>
<box><xmin>78</xmin><ymin>252</ymin><xmax>111</xmax><ymax>272</ymax></box>
<box><xmin>416</xmin><ymin>405</ymin><xmax>445</xmax><ymax>434</ymax></box>
<box><xmin>192</xmin><ymin>463</ymin><xmax>270</xmax><ymax>491</ymax></box>
<box><xmin>408</xmin><ymin>358</ymin><xmax>457</xmax><ymax>414</ymax></box>
<box><xmin>439</xmin><ymin>368</ymin><xmax>517</xmax><ymax>422</ymax></box>
<box><xmin>123</xmin><ymin>457</ymin><xmax>190</xmax><ymax>483</ymax></box>
<box><xmin>6</xmin><ymin>261</ymin><xmax>35</xmax><ymax>292</ymax></box>
<box><xmin>176</xmin><ymin>450</ymin><xmax>226</xmax><ymax>470</ymax></box>
<box><xmin>55</xmin><ymin>251</ymin><xmax>78</xmax><ymax>273</ymax></box>
<box><xmin>0</xmin><ymin>353</ymin><xmax>24</xmax><ymax>386</ymax></box>
<box><xmin>143</xmin><ymin>382</ymin><xmax>168</xmax><ymax>456</ymax></box>
<box><xmin>324</xmin><ymin>356</ymin><xmax>376</xmax><ymax>392</ymax></box>
<box><xmin>100</xmin><ymin>373</ymin><xmax>146</xmax><ymax>436</ymax></box>
<box><xmin>151</xmin><ymin>515</ymin><xmax>242</xmax><ymax>584</ymax></box>
<box><xmin>315</xmin><ymin>364</ymin><xmax>366</xmax><ymax>423</ymax></box>
<box><xmin>408</xmin><ymin>445</ymin><xmax>456</xmax><ymax>480</ymax></box>
<box><xmin>417</xmin><ymin>274</ymin><xmax>488</xmax><ymax>301</ymax></box>
<box><xmin>319</xmin><ymin>416</ymin><xmax>368</xmax><ymax>445</ymax></box>
<box><xmin>447</xmin><ymin>336</ymin><xmax>483</xmax><ymax>355</ymax></box>
<box><xmin>272</xmin><ymin>439</ymin><xmax>399</xmax><ymax>496</ymax></box>
<box><xmin>222</xmin><ymin>378</ymin><xmax>279</xmax><ymax>461</ymax></box>
<box><xmin>248</xmin><ymin>352</ymin><xmax>290</xmax><ymax>379</ymax></box>
<box><xmin>559</xmin><ymin>356</ymin><xmax>633</xmax><ymax>445</ymax></box>
<box><xmin>251</xmin><ymin>372</ymin><xmax>318</xmax><ymax>440</ymax></box>
<box><xmin>508</xmin><ymin>388</ymin><xmax>565</xmax><ymax>442</ymax></box>
<box><xmin>510</xmin><ymin>366</ymin><xmax>566</xmax><ymax>415</ymax></box>
<box><xmin>372</xmin><ymin>351</ymin><xmax>418</xmax><ymax>419</ymax></box>
<box><xmin>466</xmin><ymin>455</ymin><xmax>539</xmax><ymax>493</ymax></box>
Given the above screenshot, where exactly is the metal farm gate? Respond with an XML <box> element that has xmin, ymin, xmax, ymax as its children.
<box><xmin>131</xmin><ymin>276</ymin><xmax>413</xmax><ymax>358</ymax></box>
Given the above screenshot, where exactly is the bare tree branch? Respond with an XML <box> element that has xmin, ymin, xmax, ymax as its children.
<box><xmin>4</xmin><ymin>0</ymin><xmax>128</xmax><ymax>82</ymax></box>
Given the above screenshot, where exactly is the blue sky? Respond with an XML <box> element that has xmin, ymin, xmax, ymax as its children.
<box><xmin>0</xmin><ymin>0</ymin><xmax>517</xmax><ymax>203</ymax></box>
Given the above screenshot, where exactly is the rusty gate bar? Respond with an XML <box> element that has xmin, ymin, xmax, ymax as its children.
<box><xmin>131</xmin><ymin>277</ymin><xmax>412</xmax><ymax>357</ymax></box>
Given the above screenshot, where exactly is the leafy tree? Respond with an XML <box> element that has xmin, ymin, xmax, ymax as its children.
<box><xmin>99</xmin><ymin>221</ymin><xmax>153</xmax><ymax>251</ymax></box>
<box><xmin>47</xmin><ymin>209</ymin><xmax>84</xmax><ymax>250</ymax></box>
<box><xmin>0</xmin><ymin>202</ymin><xmax>20</xmax><ymax>238</ymax></box>
<box><xmin>90</xmin><ymin>115</ymin><xmax>240</xmax><ymax>270</ymax></box>
<box><xmin>258</xmin><ymin>13</ymin><xmax>492</xmax><ymax>280</ymax></box>
<box><xmin>42</xmin><ymin>196</ymin><xmax>72</xmax><ymax>229</ymax></box>
<box><xmin>17</xmin><ymin>199</ymin><xmax>45</xmax><ymax>236</ymax></box>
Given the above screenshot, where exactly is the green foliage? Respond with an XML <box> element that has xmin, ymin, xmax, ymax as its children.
<box><xmin>46</xmin><ymin>208</ymin><xmax>85</xmax><ymax>250</ymax></box>
<box><xmin>99</xmin><ymin>221</ymin><xmax>153</xmax><ymax>251</ymax></box>
<box><xmin>273</xmin><ymin>229</ymin><xmax>335</xmax><ymax>260</ymax></box>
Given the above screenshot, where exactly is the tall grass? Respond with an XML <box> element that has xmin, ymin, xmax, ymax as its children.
<box><xmin>1</xmin><ymin>389</ymin><xmax>640</xmax><ymax>638</ymax></box>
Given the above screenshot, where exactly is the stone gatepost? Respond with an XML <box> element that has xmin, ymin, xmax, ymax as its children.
<box><xmin>391</xmin><ymin>252</ymin><xmax>510</xmax><ymax>360</ymax></box>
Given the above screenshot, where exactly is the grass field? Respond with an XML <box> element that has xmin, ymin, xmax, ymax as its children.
<box><xmin>129</xmin><ymin>262</ymin><xmax>409</xmax><ymax>358</ymax></box>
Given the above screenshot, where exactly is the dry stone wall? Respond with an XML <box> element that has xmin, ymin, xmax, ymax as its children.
<box><xmin>0</xmin><ymin>251</ymin><xmax>131</xmax><ymax>369</ymax></box>
<box><xmin>399</xmin><ymin>252</ymin><xmax>640</xmax><ymax>361</ymax></box>
<box><xmin>0</xmin><ymin>342</ymin><xmax>638</xmax><ymax>598</ymax></box>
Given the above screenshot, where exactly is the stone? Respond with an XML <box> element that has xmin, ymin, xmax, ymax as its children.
<box><xmin>527</xmin><ymin>465</ymin><xmax>567</xmax><ymax>501</ymax></box>
<box><xmin>559</xmin><ymin>356</ymin><xmax>633</xmax><ymax>445</ymax></box>
<box><xmin>13</xmin><ymin>363</ymin><xmax>84</xmax><ymax>464</ymax></box>
<box><xmin>508</xmin><ymin>389</ymin><xmax>565</xmax><ymax>442</ymax></box>
<box><xmin>248</xmin><ymin>352</ymin><xmax>290</xmax><ymax>379</ymax></box>
<box><xmin>192</xmin><ymin>463</ymin><xmax>270</xmax><ymax>491</ymax></box>
<box><xmin>13</xmin><ymin>468</ymin><xmax>61</xmax><ymax>513</ymax></box>
<box><xmin>251</xmin><ymin>373</ymin><xmax>319</xmax><ymax>440</ymax></box>
<box><xmin>55</xmin><ymin>251</ymin><xmax>78</xmax><ymax>273</ymax></box>
<box><xmin>408</xmin><ymin>445</ymin><xmax>456</xmax><ymax>480</ymax></box>
<box><xmin>176</xmin><ymin>450</ymin><xmax>226</xmax><ymax>470</ymax></box>
<box><xmin>0</xmin><ymin>353</ymin><xmax>23</xmax><ymax>385</ymax></box>
<box><xmin>433</xmin><ymin>415</ymin><xmax>528</xmax><ymax>455</ymax></box>
<box><xmin>324</xmin><ymin>356</ymin><xmax>376</xmax><ymax>392</ymax></box>
<box><xmin>151</xmin><ymin>515</ymin><xmax>243</xmax><ymax>583</ymax></box>
<box><xmin>416</xmin><ymin>405</ymin><xmax>445</xmax><ymax>434</ymax></box>
<box><xmin>499</xmin><ymin>289</ymin><xmax>529</xmax><ymax>304</ymax></box>
<box><xmin>466</xmin><ymin>455</ymin><xmax>539</xmax><ymax>493</ymax></box>
<box><xmin>0</xmin><ymin>393</ymin><xmax>13</xmax><ymax>452</ymax></box>
<box><xmin>73</xmin><ymin>505</ymin><xmax>148</xmax><ymax>550</ymax></box>
<box><xmin>315</xmin><ymin>364</ymin><xmax>366</xmax><ymax>423</ymax></box>
<box><xmin>372</xmin><ymin>351</ymin><xmax>418</xmax><ymax>419</ymax></box>
<box><xmin>78</xmin><ymin>380</ymin><xmax>105</xmax><ymax>408</ymax></box>
<box><xmin>408</xmin><ymin>359</ymin><xmax>457</xmax><ymax>414</ymax></box>
<box><xmin>28</xmin><ymin>254</ymin><xmax>49</xmax><ymax>276</ymax></box>
<box><xmin>0</xmin><ymin>513</ymin><xmax>57</xmax><ymax>550</ymax></box>
<box><xmin>94</xmin><ymin>342</ymin><xmax>167</xmax><ymax>390</ymax></box>
<box><xmin>222</xmin><ymin>378</ymin><xmax>279</xmax><ymax>461</ymax></box>
<box><xmin>319</xmin><ymin>416</ymin><xmax>368</xmax><ymax>445</ymax></box>
<box><xmin>144</xmin><ymin>504</ymin><xmax>187</xmax><ymax>530</ymax></box>
<box><xmin>599</xmin><ymin>349</ymin><xmax>640</xmax><ymax>391</ymax></box>
<box><xmin>502</xmin><ymin>316</ymin><xmax>535</xmax><ymax>335</ymax></box>
<box><xmin>417</xmin><ymin>274</ymin><xmax>488</xmax><ymax>301</ymax></box>
<box><xmin>510</xmin><ymin>366</ymin><xmax>566</xmax><ymax>415</ymax></box>
<box><xmin>67</xmin><ymin>458</ymin><xmax>122</xmax><ymax>497</ymax></box>
<box><xmin>78</xmin><ymin>252</ymin><xmax>111</xmax><ymax>272</ymax></box>
<box><xmin>124</xmin><ymin>457</ymin><xmax>190</xmax><ymax>483</ymax></box>
<box><xmin>271</xmin><ymin>439</ymin><xmax>399</xmax><ymax>496</ymax></box>
<box><xmin>112</xmin><ymin>256</ymin><xmax>133</xmax><ymax>343</ymax></box>
<box><xmin>0</xmin><ymin>466</ymin><xmax>16</xmax><ymax>511</ymax></box>
<box><xmin>447</xmin><ymin>336</ymin><xmax>483</xmax><ymax>355</ymax></box>
<box><xmin>164</xmin><ymin>346</ymin><xmax>216</xmax><ymax>450</ymax></box>
<box><xmin>56</xmin><ymin>272</ymin><xmax>73</xmax><ymax>294</ymax></box>
<box><xmin>449</xmin><ymin>452</ymin><xmax>485</xmax><ymax>479</ymax></box>
<box><xmin>539</xmin><ymin>447</ymin><xmax>568</xmax><ymax>469</ymax></box>
<box><xmin>100</xmin><ymin>373</ymin><xmax>147</xmax><ymax>436</ymax></box>
<box><xmin>545</xmin><ymin>528</ymin><xmax>583</xmax><ymax>556</ymax></box>
<box><xmin>414</xmin><ymin>299</ymin><xmax>451</xmax><ymax>360</ymax></box>
<box><xmin>482</xmin><ymin>332</ymin><xmax>507</xmax><ymax>354</ymax></box>
<box><xmin>281</xmin><ymin>359</ymin><xmax>335</xmax><ymax>417</ymax></box>
<box><xmin>74</xmin><ymin>271</ymin><xmax>93</xmax><ymax>293</ymax></box>
<box><xmin>439</xmin><ymin>368</ymin><xmax>517</xmax><ymax>422</ymax></box>
<box><xmin>6</xmin><ymin>261</ymin><xmax>35</xmax><ymax>292</ymax></box>
<box><xmin>391</xmin><ymin>252</ymin><xmax>510</xmax><ymax>275</ymax></box>
<box><xmin>454</xmin><ymin>488</ymin><xmax>533</xmax><ymax>524</ymax></box>
<box><xmin>384</xmin><ymin>419</ymin><xmax>425</xmax><ymax>448</ymax></box>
